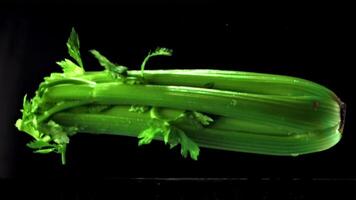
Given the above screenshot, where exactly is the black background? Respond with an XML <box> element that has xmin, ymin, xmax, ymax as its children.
<box><xmin>1</xmin><ymin>1</ymin><xmax>355</xmax><ymax>199</ymax></box>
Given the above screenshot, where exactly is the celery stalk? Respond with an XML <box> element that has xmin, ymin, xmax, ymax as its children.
<box><xmin>15</xmin><ymin>28</ymin><xmax>344</xmax><ymax>164</ymax></box>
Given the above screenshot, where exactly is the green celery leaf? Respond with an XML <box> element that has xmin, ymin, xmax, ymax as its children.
<box><xmin>90</xmin><ymin>49</ymin><xmax>128</xmax><ymax>79</ymax></box>
<box><xmin>149</xmin><ymin>47</ymin><xmax>173</xmax><ymax>57</ymax></box>
<box><xmin>137</xmin><ymin>107</ymin><xmax>200</xmax><ymax>160</ymax></box>
<box><xmin>27</xmin><ymin>140</ymin><xmax>53</xmax><ymax>149</ymax></box>
<box><xmin>138</xmin><ymin>119</ymin><xmax>170</xmax><ymax>145</ymax></box>
<box><xmin>191</xmin><ymin>111</ymin><xmax>214</xmax><ymax>126</ymax></box>
<box><xmin>141</xmin><ymin>47</ymin><xmax>173</xmax><ymax>75</ymax></box>
<box><xmin>35</xmin><ymin>148</ymin><xmax>56</xmax><ymax>154</ymax></box>
<box><xmin>138</xmin><ymin>127</ymin><xmax>160</xmax><ymax>146</ymax></box>
<box><xmin>40</xmin><ymin>120</ymin><xmax>70</xmax><ymax>144</ymax></box>
<box><xmin>56</xmin><ymin>59</ymin><xmax>84</xmax><ymax>75</ymax></box>
<box><xmin>168</xmin><ymin>127</ymin><xmax>180</xmax><ymax>149</ymax></box>
<box><xmin>15</xmin><ymin>95</ymin><xmax>42</xmax><ymax>140</ymax></box>
<box><xmin>67</xmin><ymin>28</ymin><xmax>83</xmax><ymax>68</ymax></box>
<box><xmin>171</xmin><ymin>111</ymin><xmax>213</xmax><ymax>129</ymax></box>
<box><xmin>173</xmin><ymin>128</ymin><xmax>200</xmax><ymax>160</ymax></box>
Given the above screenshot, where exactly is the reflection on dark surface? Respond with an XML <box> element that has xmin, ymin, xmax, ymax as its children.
<box><xmin>0</xmin><ymin>3</ymin><xmax>354</xmax><ymax>184</ymax></box>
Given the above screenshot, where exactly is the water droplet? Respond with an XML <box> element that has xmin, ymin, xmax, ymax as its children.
<box><xmin>291</xmin><ymin>153</ymin><xmax>299</xmax><ymax>157</ymax></box>
<box><xmin>230</xmin><ymin>99</ymin><xmax>237</xmax><ymax>106</ymax></box>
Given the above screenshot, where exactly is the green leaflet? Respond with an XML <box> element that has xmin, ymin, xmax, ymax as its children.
<box><xmin>16</xmin><ymin>97</ymin><xmax>76</xmax><ymax>164</ymax></box>
<box><xmin>38</xmin><ymin>120</ymin><xmax>77</xmax><ymax>164</ymax></box>
<box><xmin>171</xmin><ymin>127</ymin><xmax>200</xmax><ymax>160</ymax></box>
<box><xmin>27</xmin><ymin>140</ymin><xmax>52</xmax><ymax>149</ymax></box>
<box><xmin>15</xmin><ymin>95</ymin><xmax>42</xmax><ymax>140</ymax></box>
<box><xmin>67</xmin><ymin>28</ymin><xmax>83</xmax><ymax>68</ymax></box>
<box><xmin>171</xmin><ymin>111</ymin><xmax>214</xmax><ymax>129</ymax></box>
<box><xmin>140</xmin><ymin>47</ymin><xmax>173</xmax><ymax>77</ymax></box>
<box><xmin>90</xmin><ymin>50</ymin><xmax>128</xmax><ymax>79</ymax></box>
<box><xmin>138</xmin><ymin>119</ymin><xmax>171</xmax><ymax>146</ymax></box>
<box><xmin>35</xmin><ymin>148</ymin><xmax>56</xmax><ymax>154</ymax></box>
<box><xmin>27</xmin><ymin>140</ymin><xmax>56</xmax><ymax>154</ymax></box>
<box><xmin>137</xmin><ymin>117</ymin><xmax>200</xmax><ymax>160</ymax></box>
<box><xmin>137</xmin><ymin>108</ymin><xmax>211</xmax><ymax>160</ymax></box>
<box><xmin>189</xmin><ymin>111</ymin><xmax>214</xmax><ymax>126</ymax></box>
<box><xmin>56</xmin><ymin>59</ymin><xmax>84</xmax><ymax>76</ymax></box>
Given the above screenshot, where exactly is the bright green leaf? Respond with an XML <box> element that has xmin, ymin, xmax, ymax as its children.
<box><xmin>138</xmin><ymin>118</ymin><xmax>171</xmax><ymax>146</ymax></box>
<box><xmin>192</xmin><ymin>111</ymin><xmax>214</xmax><ymax>126</ymax></box>
<box><xmin>67</xmin><ymin>28</ymin><xmax>83</xmax><ymax>68</ymax></box>
<box><xmin>35</xmin><ymin>148</ymin><xmax>56</xmax><ymax>154</ymax></box>
<box><xmin>172</xmin><ymin>127</ymin><xmax>200</xmax><ymax>160</ymax></box>
<box><xmin>27</xmin><ymin>140</ymin><xmax>53</xmax><ymax>149</ymax></box>
<box><xmin>56</xmin><ymin>59</ymin><xmax>84</xmax><ymax>75</ymax></box>
<box><xmin>141</xmin><ymin>47</ymin><xmax>173</xmax><ymax>76</ymax></box>
<box><xmin>138</xmin><ymin>127</ymin><xmax>159</xmax><ymax>146</ymax></box>
<box><xmin>90</xmin><ymin>49</ymin><xmax>128</xmax><ymax>79</ymax></box>
<box><xmin>149</xmin><ymin>47</ymin><xmax>173</xmax><ymax>57</ymax></box>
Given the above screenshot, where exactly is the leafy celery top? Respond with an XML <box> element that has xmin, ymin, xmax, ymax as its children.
<box><xmin>15</xmin><ymin>28</ymin><xmax>211</xmax><ymax>164</ymax></box>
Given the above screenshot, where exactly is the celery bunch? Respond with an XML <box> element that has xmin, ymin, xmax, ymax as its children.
<box><xmin>15</xmin><ymin>28</ymin><xmax>345</xmax><ymax>164</ymax></box>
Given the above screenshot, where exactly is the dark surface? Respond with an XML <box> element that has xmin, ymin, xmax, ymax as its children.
<box><xmin>1</xmin><ymin>178</ymin><xmax>355</xmax><ymax>199</ymax></box>
<box><xmin>1</xmin><ymin>2</ymin><xmax>355</xmax><ymax>198</ymax></box>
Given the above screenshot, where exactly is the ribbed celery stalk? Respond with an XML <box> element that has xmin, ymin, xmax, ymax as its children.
<box><xmin>51</xmin><ymin>105</ymin><xmax>341</xmax><ymax>156</ymax></box>
<box><xmin>42</xmin><ymin>83</ymin><xmax>340</xmax><ymax>132</ymax></box>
